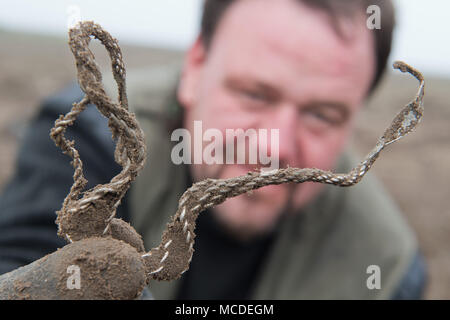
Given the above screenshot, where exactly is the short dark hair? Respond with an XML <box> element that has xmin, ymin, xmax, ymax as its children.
<box><xmin>200</xmin><ymin>0</ymin><xmax>395</xmax><ymax>95</ymax></box>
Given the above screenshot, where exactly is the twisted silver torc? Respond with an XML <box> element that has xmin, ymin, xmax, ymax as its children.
<box><xmin>52</xmin><ymin>21</ymin><xmax>425</xmax><ymax>284</ymax></box>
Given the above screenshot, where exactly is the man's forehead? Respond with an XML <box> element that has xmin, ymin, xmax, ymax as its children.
<box><xmin>211</xmin><ymin>0</ymin><xmax>375</xmax><ymax>101</ymax></box>
<box><xmin>216</xmin><ymin>0</ymin><xmax>373</xmax><ymax>66</ymax></box>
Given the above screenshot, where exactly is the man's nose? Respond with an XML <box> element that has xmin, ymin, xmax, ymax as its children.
<box><xmin>266</xmin><ymin>104</ymin><xmax>299</xmax><ymax>165</ymax></box>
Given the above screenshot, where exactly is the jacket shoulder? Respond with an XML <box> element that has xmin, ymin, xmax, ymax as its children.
<box><xmin>255</xmin><ymin>150</ymin><xmax>419</xmax><ymax>299</ymax></box>
<box><xmin>330</xmin><ymin>151</ymin><xmax>418</xmax><ymax>297</ymax></box>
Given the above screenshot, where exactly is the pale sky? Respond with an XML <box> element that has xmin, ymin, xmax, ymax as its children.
<box><xmin>0</xmin><ymin>0</ymin><xmax>449</xmax><ymax>78</ymax></box>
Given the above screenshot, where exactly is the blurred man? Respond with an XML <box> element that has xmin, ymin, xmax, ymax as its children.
<box><xmin>0</xmin><ymin>0</ymin><xmax>426</xmax><ymax>299</ymax></box>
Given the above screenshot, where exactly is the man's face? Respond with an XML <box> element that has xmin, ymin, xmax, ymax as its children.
<box><xmin>178</xmin><ymin>0</ymin><xmax>375</xmax><ymax>238</ymax></box>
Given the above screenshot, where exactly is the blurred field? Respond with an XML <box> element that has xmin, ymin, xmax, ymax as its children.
<box><xmin>0</xmin><ymin>29</ymin><xmax>449</xmax><ymax>299</ymax></box>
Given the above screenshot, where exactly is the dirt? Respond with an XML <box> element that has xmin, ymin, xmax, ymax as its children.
<box><xmin>0</xmin><ymin>237</ymin><xmax>147</xmax><ymax>299</ymax></box>
<box><xmin>0</xmin><ymin>29</ymin><xmax>449</xmax><ymax>299</ymax></box>
<box><xmin>109</xmin><ymin>218</ymin><xmax>145</xmax><ymax>252</ymax></box>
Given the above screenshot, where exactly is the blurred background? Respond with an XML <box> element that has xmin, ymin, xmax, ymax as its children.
<box><xmin>0</xmin><ymin>0</ymin><xmax>449</xmax><ymax>298</ymax></box>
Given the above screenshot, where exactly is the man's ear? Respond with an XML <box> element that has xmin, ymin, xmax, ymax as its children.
<box><xmin>177</xmin><ymin>36</ymin><xmax>207</xmax><ymax>110</ymax></box>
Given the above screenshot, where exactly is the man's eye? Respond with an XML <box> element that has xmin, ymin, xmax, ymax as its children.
<box><xmin>301</xmin><ymin>108</ymin><xmax>345</xmax><ymax>127</ymax></box>
<box><xmin>311</xmin><ymin>111</ymin><xmax>333</xmax><ymax>122</ymax></box>
<box><xmin>241</xmin><ymin>89</ymin><xmax>268</xmax><ymax>102</ymax></box>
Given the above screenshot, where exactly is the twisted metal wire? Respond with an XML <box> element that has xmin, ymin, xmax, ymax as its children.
<box><xmin>143</xmin><ymin>61</ymin><xmax>425</xmax><ymax>281</ymax></box>
<box><xmin>50</xmin><ymin>21</ymin><xmax>146</xmax><ymax>241</ymax></box>
<box><xmin>50</xmin><ymin>21</ymin><xmax>424</xmax><ymax>282</ymax></box>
